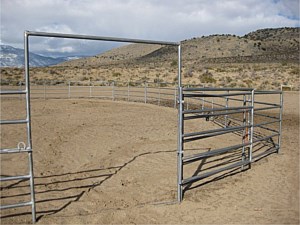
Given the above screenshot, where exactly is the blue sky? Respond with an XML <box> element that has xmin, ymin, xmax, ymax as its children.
<box><xmin>1</xmin><ymin>0</ymin><xmax>299</xmax><ymax>57</ymax></box>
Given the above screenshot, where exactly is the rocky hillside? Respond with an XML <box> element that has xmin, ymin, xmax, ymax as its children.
<box><xmin>1</xmin><ymin>27</ymin><xmax>299</xmax><ymax>90</ymax></box>
<box><xmin>58</xmin><ymin>27</ymin><xmax>299</xmax><ymax>67</ymax></box>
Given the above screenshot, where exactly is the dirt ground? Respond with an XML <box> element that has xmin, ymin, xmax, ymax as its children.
<box><xmin>0</xmin><ymin>92</ymin><xmax>299</xmax><ymax>224</ymax></box>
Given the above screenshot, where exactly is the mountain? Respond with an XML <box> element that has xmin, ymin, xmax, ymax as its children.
<box><xmin>58</xmin><ymin>27</ymin><xmax>299</xmax><ymax>68</ymax></box>
<box><xmin>0</xmin><ymin>45</ymin><xmax>80</xmax><ymax>67</ymax></box>
<box><xmin>1</xmin><ymin>27</ymin><xmax>299</xmax><ymax>90</ymax></box>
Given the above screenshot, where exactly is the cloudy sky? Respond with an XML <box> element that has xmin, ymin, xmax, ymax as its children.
<box><xmin>1</xmin><ymin>0</ymin><xmax>299</xmax><ymax>57</ymax></box>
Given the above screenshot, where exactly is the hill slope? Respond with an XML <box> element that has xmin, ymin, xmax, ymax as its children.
<box><xmin>59</xmin><ymin>27</ymin><xmax>299</xmax><ymax>67</ymax></box>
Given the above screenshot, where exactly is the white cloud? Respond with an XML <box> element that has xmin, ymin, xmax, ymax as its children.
<box><xmin>1</xmin><ymin>0</ymin><xmax>298</xmax><ymax>56</ymax></box>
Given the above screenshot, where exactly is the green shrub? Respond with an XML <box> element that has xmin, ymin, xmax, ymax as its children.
<box><xmin>170</xmin><ymin>60</ymin><xmax>177</xmax><ymax>67</ymax></box>
<box><xmin>199</xmin><ymin>72</ymin><xmax>216</xmax><ymax>83</ymax></box>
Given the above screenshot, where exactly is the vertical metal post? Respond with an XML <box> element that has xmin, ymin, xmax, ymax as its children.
<box><xmin>177</xmin><ymin>44</ymin><xmax>183</xmax><ymax>202</ymax></box>
<box><xmin>24</xmin><ymin>31</ymin><xmax>36</xmax><ymax>223</ymax></box>
<box><xmin>225</xmin><ymin>91</ymin><xmax>229</xmax><ymax>127</ymax></box>
<box><xmin>211</xmin><ymin>98</ymin><xmax>214</xmax><ymax>121</ymax></box>
<box><xmin>174</xmin><ymin>88</ymin><xmax>177</xmax><ymax>109</ymax></box>
<box><xmin>241</xmin><ymin>94</ymin><xmax>246</xmax><ymax>170</ymax></box>
<box><xmin>278</xmin><ymin>92</ymin><xmax>283</xmax><ymax>153</ymax></box>
<box><xmin>249</xmin><ymin>90</ymin><xmax>255</xmax><ymax>162</ymax></box>
<box><xmin>202</xmin><ymin>86</ymin><xmax>205</xmax><ymax>110</ymax></box>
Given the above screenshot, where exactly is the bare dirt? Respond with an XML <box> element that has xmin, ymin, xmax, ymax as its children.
<box><xmin>0</xmin><ymin>92</ymin><xmax>299</xmax><ymax>224</ymax></box>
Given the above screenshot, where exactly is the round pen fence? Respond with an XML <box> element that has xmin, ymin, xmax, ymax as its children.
<box><xmin>0</xmin><ymin>31</ymin><xmax>283</xmax><ymax>223</ymax></box>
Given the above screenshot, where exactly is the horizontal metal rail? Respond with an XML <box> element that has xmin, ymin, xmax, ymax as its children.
<box><xmin>255</xmin><ymin>90</ymin><xmax>282</xmax><ymax>95</ymax></box>
<box><xmin>26</xmin><ymin>31</ymin><xmax>179</xmax><ymax>46</ymax></box>
<box><xmin>220</xmin><ymin>97</ymin><xmax>245</xmax><ymax>103</ymax></box>
<box><xmin>183</xmin><ymin>125</ymin><xmax>251</xmax><ymax>138</ymax></box>
<box><xmin>254</xmin><ymin>106</ymin><xmax>280</xmax><ymax>111</ymax></box>
<box><xmin>183</xmin><ymin>106</ymin><xmax>252</xmax><ymax>114</ymax></box>
<box><xmin>254</xmin><ymin>125</ymin><xmax>279</xmax><ymax>134</ymax></box>
<box><xmin>182</xmin><ymin>160</ymin><xmax>250</xmax><ymax>185</ymax></box>
<box><xmin>0</xmin><ymin>148</ymin><xmax>32</xmax><ymax>154</ymax></box>
<box><xmin>253</xmin><ymin>120</ymin><xmax>281</xmax><ymax>127</ymax></box>
<box><xmin>183</xmin><ymin>92</ymin><xmax>252</xmax><ymax>98</ymax></box>
<box><xmin>252</xmin><ymin>133</ymin><xmax>279</xmax><ymax>144</ymax></box>
<box><xmin>182</xmin><ymin>87</ymin><xmax>253</xmax><ymax>92</ymax></box>
<box><xmin>184</xmin><ymin>110</ymin><xmax>247</xmax><ymax>120</ymax></box>
<box><xmin>0</xmin><ymin>90</ymin><xmax>27</xmax><ymax>95</ymax></box>
<box><xmin>0</xmin><ymin>174</ymin><xmax>31</xmax><ymax>182</ymax></box>
<box><xmin>254</xmin><ymin>101</ymin><xmax>281</xmax><ymax>107</ymax></box>
<box><xmin>183</xmin><ymin>125</ymin><xmax>250</xmax><ymax>143</ymax></box>
<box><xmin>183</xmin><ymin>142</ymin><xmax>251</xmax><ymax>164</ymax></box>
<box><xmin>0</xmin><ymin>119</ymin><xmax>28</xmax><ymax>125</ymax></box>
<box><xmin>254</xmin><ymin>113</ymin><xmax>280</xmax><ymax>120</ymax></box>
<box><xmin>0</xmin><ymin>201</ymin><xmax>32</xmax><ymax>210</ymax></box>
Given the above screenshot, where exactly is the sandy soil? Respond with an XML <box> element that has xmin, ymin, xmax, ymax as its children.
<box><xmin>0</xmin><ymin>92</ymin><xmax>299</xmax><ymax>224</ymax></box>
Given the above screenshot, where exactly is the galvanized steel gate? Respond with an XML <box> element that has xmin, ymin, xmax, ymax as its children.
<box><xmin>0</xmin><ymin>31</ymin><xmax>283</xmax><ymax>223</ymax></box>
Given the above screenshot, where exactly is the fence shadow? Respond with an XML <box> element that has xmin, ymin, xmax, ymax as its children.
<box><xmin>182</xmin><ymin>140</ymin><xmax>278</xmax><ymax>196</ymax></box>
<box><xmin>0</xmin><ymin>149</ymin><xmax>176</xmax><ymax>222</ymax></box>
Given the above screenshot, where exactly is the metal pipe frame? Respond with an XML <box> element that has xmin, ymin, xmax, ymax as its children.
<box><xmin>183</xmin><ymin>106</ymin><xmax>252</xmax><ymax>114</ymax></box>
<box><xmin>177</xmin><ymin>44</ymin><xmax>183</xmax><ymax>202</ymax></box>
<box><xmin>25</xmin><ymin>31</ymin><xmax>178</xmax><ymax>46</ymax></box>
<box><xmin>278</xmin><ymin>92</ymin><xmax>283</xmax><ymax>153</ymax></box>
<box><xmin>0</xmin><ymin>31</ymin><xmax>181</xmax><ymax>223</ymax></box>
<box><xmin>183</xmin><ymin>92</ymin><xmax>253</xmax><ymax>98</ymax></box>
<box><xmin>2</xmin><ymin>31</ymin><xmax>285</xmax><ymax>218</ymax></box>
<box><xmin>182</xmin><ymin>87</ymin><xmax>253</xmax><ymax>92</ymax></box>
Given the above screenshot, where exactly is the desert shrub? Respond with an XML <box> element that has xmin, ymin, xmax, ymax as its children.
<box><xmin>112</xmin><ymin>72</ymin><xmax>121</xmax><ymax>77</ymax></box>
<box><xmin>225</xmin><ymin>76</ymin><xmax>233</xmax><ymax>83</ymax></box>
<box><xmin>153</xmin><ymin>78</ymin><xmax>164</xmax><ymax>83</ymax></box>
<box><xmin>199</xmin><ymin>72</ymin><xmax>216</xmax><ymax>83</ymax></box>
<box><xmin>229</xmin><ymin>82</ymin><xmax>237</xmax><ymax>87</ymax></box>
<box><xmin>289</xmin><ymin>67</ymin><xmax>299</xmax><ymax>75</ymax></box>
<box><xmin>79</xmin><ymin>76</ymin><xmax>89</xmax><ymax>81</ymax></box>
<box><xmin>170</xmin><ymin>60</ymin><xmax>177</xmax><ymax>67</ymax></box>
<box><xmin>244</xmin><ymin>80</ymin><xmax>252</xmax><ymax>87</ymax></box>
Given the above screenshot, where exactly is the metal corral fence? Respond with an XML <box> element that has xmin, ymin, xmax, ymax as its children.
<box><xmin>176</xmin><ymin>87</ymin><xmax>283</xmax><ymax>200</ymax></box>
<box><xmin>2</xmin><ymin>80</ymin><xmax>182</xmax><ymax>108</ymax></box>
<box><xmin>1</xmin><ymin>80</ymin><xmax>283</xmax><ymax>213</ymax></box>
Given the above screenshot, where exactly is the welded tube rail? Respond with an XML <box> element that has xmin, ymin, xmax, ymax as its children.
<box><xmin>0</xmin><ymin>90</ymin><xmax>27</xmax><ymax>95</ymax></box>
<box><xmin>182</xmin><ymin>160</ymin><xmax>250</xmax><ymax>185</ymax></box>
<box><xmin>182</xmin><ymin>87</ymin><xmax>253</xmax><ymax>92</ymax></box>
<box><xmin>183</xmin><ymin>125</ymin><xmax>251</xmax><ymax>138</ymax></box>
<box><xmin>25</xmin><ymin>31</ymin><xmax>179</xmax><ymax>46</ymax></box>
<box><xmin>0</xmin><ymin>119</ymin><xmax>28</xmax><ymax>125</ymax></box>
<box><xmin>0</xmin><ymin>201</ymin><xmax>33</xmax><ymax>210</ymax></box>
<box><xmin>183</xmin><ymin>125</ymin><xmax>251</xmax><ymax>143</ymax></box>
<box><xmin>0</xmin><ymin>148</ymin><xmax>32</xmax><ymax>154</ymax></box>
<box><xmin>184</xmin><ymin>110</ymin><xmax>246</xmax><ymax>120</ymax></box>
<box><xmin>183</xmin><ymin>92</ymin><xmax>252</xmax><ymax>98</ymax></box>
<box><xmin>0</xmin><ymin>174</ymin><xmax>31</xmax><ymax>182</ymax></box>
<box><xmin>183</xmin><ymin>106</ymin><xmax>252</xmax><ymax>114</ymax></box>
<box><xmin>183</xmin><ymin>142</ymin><xmax>251</xmax><ymax>164</ymax></box>
<box><xmin>255</xmin><ymin>90</ymin><xmax>282</xmax><ymax>95</ymax></box>
<box><xmin>254</xmin><ymin>106</ymin><xmax>280</xmax><ymax>111</ymax></box>
<box><xmin>253</xmin><ymin>101</ymin><xmax>280</xmax><ymax>107</ymax></box>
